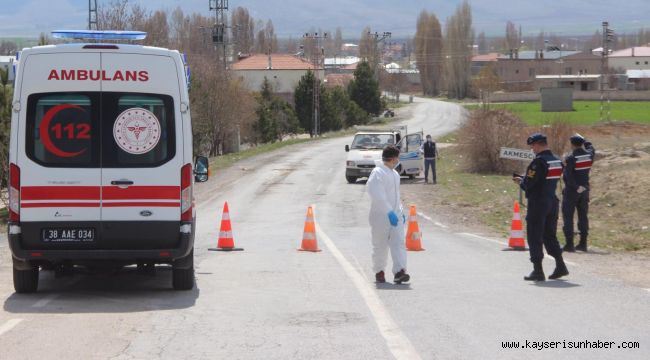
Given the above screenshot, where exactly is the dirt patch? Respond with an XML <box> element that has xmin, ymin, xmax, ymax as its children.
<box><xmin>401</xmin><ymin>122</ymin><xmax>650</xmax><ymax>288</ymax></box>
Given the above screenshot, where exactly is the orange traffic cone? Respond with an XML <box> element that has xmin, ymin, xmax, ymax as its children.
<box><xmin>405</xmin><ymin>205</ymin><xmax>425</xmax><ymax>251</ymax></box>
<box><xmin>209</xmin><ymin>201</ymin><xmax>244</xmax><ymax>252</ymax></box>
<box><xmin>508</xmin><ymin>201</ymin><xmax>526</xmax><ymax>250</ymax></box>
<box><xmin>298</xmin><ymin>206</ymin><xmax>321</xmax><ymax>252</ymax></box>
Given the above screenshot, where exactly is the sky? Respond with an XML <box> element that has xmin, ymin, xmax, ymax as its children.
<box><xmin>0</xmin><ymin>0</ymin><xmax>648</xmax><ymax>38</ymax></box>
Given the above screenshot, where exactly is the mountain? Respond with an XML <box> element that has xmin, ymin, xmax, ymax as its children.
<box><xmin>1</xmin><ymin>0</ymin><xmax>648</xmax><ymax>38</ymax></box>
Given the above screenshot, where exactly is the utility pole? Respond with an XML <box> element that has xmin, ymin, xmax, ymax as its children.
<box><xmin>600</xmin><ymin>21</ymin><xmax>614</xmax><ymax>123</ymax></box>
<box><xmin>209</xmin><ymin>0</ymin><xmax>229</xmax><ymax>69</ymax></box>
<box><xmin>303</xmin><ymin>32</ymin><xmax>327</xmax><ymax>137</ymax></box>
<box><xmin>88</xmin><ymin>0</ymin><xmax>98</xmax><ymax>30</ymax></box>
<box><xmin>368</xmin><ymin>31</ymin><xmax>391</xmax><ymax>82</ymax></box>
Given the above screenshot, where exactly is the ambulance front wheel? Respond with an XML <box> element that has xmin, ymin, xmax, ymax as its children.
<box><xmin>172</xmin><ymin>249</ymin><xmax>195</xmax><ymax>291</ymax></box>
<box><xmin>13</xmin><ymin>258</ymin><xmax>39</xmax><ymax>293</ymax></box>
<box><xmin>346</xmin><ymin>176</ymin><xmax>358</xmax><ymax>184</ymax></box>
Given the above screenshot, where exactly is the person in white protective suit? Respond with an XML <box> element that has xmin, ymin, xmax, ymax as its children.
<box><xmin>366</xmin><ymin>145</ymin><xmax>410</xmax><ymax>284</ymax></box>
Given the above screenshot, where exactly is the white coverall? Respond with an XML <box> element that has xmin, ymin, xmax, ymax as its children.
<box><xmin>366</xmin><ymin>159</ymin><xmax>406</xmax><ymax>275</ymax></box>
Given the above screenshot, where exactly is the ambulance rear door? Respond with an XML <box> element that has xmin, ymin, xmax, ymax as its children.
<box><xmin>99</xmin><ymin>53</ymin><xmax>184</xmax><ymax>249</ymax></box>
<box><xmin>18</xmin><ymin>52</ymin><xmax>102</xmax><ymax>246</ymax></box>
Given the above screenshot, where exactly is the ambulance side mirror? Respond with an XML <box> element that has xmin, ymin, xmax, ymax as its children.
<box><xmin>345</xmin><ymin>145</ymin><xmax>350</xmax><ymax>152</ymax></box>
<box><xmin>194</xmin><ymin>156</ymin><xmax>210</xmax><ymax>183</ymax></box>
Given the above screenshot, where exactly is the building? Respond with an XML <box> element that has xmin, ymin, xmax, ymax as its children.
<box><xmin>608</xmin><ymin>46</ymin><xmax>650</xmax><ymax>71</ymax></box>
<box><xmin>0</xmin><ymin>55</ymin><xmax>16</xmax><ymax>82</ymax></box>
<box><xmin>231</xmin><ymin>54</ymin><xmax>324</xmax><ymax>97</ymax></box>
<box><xmin>324</xmin><ymin>73</ymin><xmax>354</xmax><ymax>89</ymax></box>
<box><xmin>324</xmin><ymin>56</ymin><xmax>360</xmax><ymax>74</ymax></box>
<box><xmin>625</xmin><ymin>69</ymin><xmax>650</xmax><ymax>90</ymax></box>
<box><xmin>496</xmin><ymin>50</ymin><xmax>601</xmax><ymax>91</ymax></box>
<box><xmin>471</xmin><ymin>52</ymin><xmax>500</xmax><ymax>76</ymax></box>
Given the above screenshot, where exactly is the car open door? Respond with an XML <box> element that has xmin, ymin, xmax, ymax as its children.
<box><xmin>397</xmin><ymin>132</ymin><xmax>424</xmax><ymax>177</ymax></box>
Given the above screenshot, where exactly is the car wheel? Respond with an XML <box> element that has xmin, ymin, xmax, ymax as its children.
<box><xmin>172</xmin><ymin>249</ymin><xmax>195</xmax><ymax>291</ymax></box>
<box><xmin>13</xmin><ymin>259</ymin><xmax>39</xmax><ymax>293</ymax></box>
<box><xmin>346</xmin><ymin>176</ymin><xmax>358</xmax><ymax>184</ymax></box>
<box><xmin>408</xmin><ymin>174</ymin><xmax>415</xmax><ymax>180</ymax></box>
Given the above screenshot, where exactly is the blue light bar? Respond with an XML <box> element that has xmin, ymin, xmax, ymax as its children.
<box><xmin>51</xmin><ymin>30</ymin><xmax>147</xmax><ymax>41</ymax></box>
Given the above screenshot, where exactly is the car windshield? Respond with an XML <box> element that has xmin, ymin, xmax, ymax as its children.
<box><xmin>351</xmin><ymin>134</ymin><xmax>394</xmax><ymax>150</ymax></box>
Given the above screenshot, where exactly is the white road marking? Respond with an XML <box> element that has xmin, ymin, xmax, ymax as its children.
<box><xmin>0</xmin><ymin>319</ymin><xmax>23</xmax><ymax>337</ymax></box>
<box><xmin>417</xmin><ymin>211</ymin><xmax>449</xmax><ymax>229</ymax></box>
<box><xmin>458</xmin><ymin>232</ymin><xmax>508</xmax><ymax>246</ymax></box>
<box><xmin>458</xmin><ymin>233</ymin><xmax>578</xmax><ymax>266</ymax></box>
<box><xmin>316</xmin><ymin>225</ymin><xmax>422</xmax><ymax>360</ymax></box>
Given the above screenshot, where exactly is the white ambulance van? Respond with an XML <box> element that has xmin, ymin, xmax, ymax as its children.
<box><xmin>8</xmin><ymin>30</ymin><xmax>209</xmax><ymax>293</ymax></box>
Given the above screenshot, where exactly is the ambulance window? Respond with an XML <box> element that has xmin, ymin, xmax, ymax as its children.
<box><xmin>102</xmin><ymin>93</ymin><xmax>175</xmax><ymax>168</ymax></box>
<box><xmin>26</xmin><ymin>93</ymin><xmax>100</xmax><ymax>167</ymax></box>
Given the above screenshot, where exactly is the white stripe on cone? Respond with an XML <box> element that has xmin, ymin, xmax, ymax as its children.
<box><xmin>219</xmin><ymin>231</ymin><xmax>233</xmax><ymax>238</ymax></box>
<box><xmin>303</xmin><ymin>232</ymin><xmax>316</xmax><ymax>240</ymax></box>
<box><xmin>510</xmin><ymin>230</ymin><xmax>524</xmax><ymax>238</ymax></box>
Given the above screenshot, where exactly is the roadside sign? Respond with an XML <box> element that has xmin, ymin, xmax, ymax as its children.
<box><xmin>500</xmin><ymin>147</ymin><xmax>534</xmax><ymax>162</ymax></box>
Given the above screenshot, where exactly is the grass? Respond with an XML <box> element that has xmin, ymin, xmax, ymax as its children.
<box><xmin>415</xmin><ymin>141</ymin><xmax>650</xmax><ymax>253</ymax></box>
<box><xmin>463</xmin><ymin>101</ymin><xmax>650</xmax><ymax>125</ymax></box>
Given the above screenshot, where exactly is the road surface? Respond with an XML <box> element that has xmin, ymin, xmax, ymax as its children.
<box><xmin>0</xmin><ymin>98</ymin><xmax>648</xmax><ymax>359</ymax></box>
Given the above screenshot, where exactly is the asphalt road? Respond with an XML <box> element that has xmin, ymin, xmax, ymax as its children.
<box><xmin>1</xmin><ymin>98</ymin><xmax>648</xmax><ymax>360</ymax></box>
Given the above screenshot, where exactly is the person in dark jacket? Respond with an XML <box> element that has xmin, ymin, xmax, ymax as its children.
<box><xmin>512</xmin><ymin>133</ymin><xmax>569</xmax><ymax>281</ymax></box>
<box><xmin>562</xmin><ymin>134</ymin><xmax>595</xmax><ymax>252</ymax></box>
<box><xmin>419</xmin><ymin>135</ymin><xmax>440</xmax><ymax>184</ymax></box>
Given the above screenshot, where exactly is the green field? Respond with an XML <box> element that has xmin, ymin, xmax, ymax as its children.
<box><xmin>465</xmin><ymin>101</ymin><xmax>650</xmax><ymax>125</ymax></box>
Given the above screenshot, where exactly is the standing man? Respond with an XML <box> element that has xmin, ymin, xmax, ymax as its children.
<box><xmin>419</xmin><ymin>134</ymin><xmax>440</xmax><ymax>184</ymax></box>
<box><xmin>512</xmin><ymin>133</ymin><xmax>569</xmax><ymax>281</ymax></box>
<box><xmin>562</xmin><ymin>134</ymin><xmax>595</xmax><ymax>252</ymax></box>
<box><xmin>367</xmin><ymin>145</ymin><xmax>410</xmax><ymax>284</ymax></box>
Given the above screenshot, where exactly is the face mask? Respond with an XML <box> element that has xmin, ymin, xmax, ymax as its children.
<box><xmin>427</xmin><ymin>138</ymin><xmax>432</xmax><ymax>143</ymax></box>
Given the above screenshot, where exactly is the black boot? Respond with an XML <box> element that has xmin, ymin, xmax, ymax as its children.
<box><xmin>576</xmin><ymin>235</ymin><xmax>588</xmax><ymax>252</ymax></box>
<box><xmin>394</xmin><ymin>269</ymin><xmax>410</xmax><ymax>284</ymax></box>
<box><xmin>563</xmin><ymin>236</ymin><xmax>575</xmax><ymax>252</ymax></box>
<box><xmin>549</xmin><ymin>254</ymin><xmax>569</xmax><ymax>279</ymax></box>
<box><xmin>524</xmin><ymin>261</ymin><xmax>545</xmax><ymax>281</ymax></box>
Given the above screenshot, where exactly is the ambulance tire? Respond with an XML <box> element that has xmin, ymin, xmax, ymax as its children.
<box><xmin>408</xmin><ymin>174</ymin><xmax>415</xmax><ymax>180</ymax></box>
<box><xmin>172</xmin><ymin>250</ymin><xmax>195</xmax><ymax>291</ymax></box>
<box><xmin>13</xmin><ymin>262</ymin><xmax>39</xmax><ymax>293</ymax></box>
<box><xmin>346</xmin><ymin>176</ymin><xmax>358</xmax><ymax>184</ymax></box>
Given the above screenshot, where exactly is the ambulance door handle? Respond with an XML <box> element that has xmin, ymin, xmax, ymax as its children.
<box><xmin>111</xmin><ymin>180</ymin><xmax>134</xmax><ymax>186</ymax></box>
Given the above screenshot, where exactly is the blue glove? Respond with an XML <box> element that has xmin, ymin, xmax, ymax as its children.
<box><xmin>388</xmin><ymin>211</ymin><xmax>399</xmax><ymax>227</ymax></box>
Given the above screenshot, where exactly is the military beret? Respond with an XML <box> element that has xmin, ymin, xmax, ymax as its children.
<box><xmin>570</xmin><ymin>133</ymin><xmax>585</xmax><ymax>145</ymax></box>
<box><xmin>527</xmin><ymin>133</ymin><xmax>547</xmax><ymax>145</ymax></box>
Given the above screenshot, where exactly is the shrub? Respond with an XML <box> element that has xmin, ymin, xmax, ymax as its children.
<box><xmin>460</xmin><ymin>109</ymin><xmax>527</xmax><ymax>174</ymax></box>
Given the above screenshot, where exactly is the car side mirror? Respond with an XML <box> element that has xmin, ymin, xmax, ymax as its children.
<box><xmin>345</xmin><ymin>145</ymin><xmax>350</xmax><ymax>152</ymax></box>
<box><xmin>194</xmin><ymin>156</ymin><xmax>209</xmax><ymax>183</ymax></box>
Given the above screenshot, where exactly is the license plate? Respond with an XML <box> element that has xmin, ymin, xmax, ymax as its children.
<box><xmin>42</xmin><ymin>228</ymin><xmax>96</xmax><ymax>243</ymax></box>
<box><xmin>360</xmin><ymin>169</ymin><xmax>371</xmax><ymax>174</ymax></box>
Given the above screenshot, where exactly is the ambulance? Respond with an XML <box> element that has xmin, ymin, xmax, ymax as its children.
<box><xmin>7</xmin><ymin>30</ymin><xmax>209</xmax><ymax>293</ymax></box>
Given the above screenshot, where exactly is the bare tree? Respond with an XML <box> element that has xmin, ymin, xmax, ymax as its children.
<box><xmin>504</xmin><ymin>21</ymin><xmax>521</xmax><ymax>51</ymax></box>
<box><xmin>477</xmin><ymin>32</ymin><xmax>487</xmax><ymax>54</ymax></box>
<box><xmin>359</xmin><ymin>27</ymin><xmax>380</xmax><ymax>73</ymax></box>
<box><xmin>97</xmin><ymin>0</ymin><xmax>130</xmax><ymax>30</ymax></box>
<box><xmin>231</xmin><ymin>7</ymin><xmax>255</xmax><ymax>55</ymax></box>
<box><xmin>334</xmin><ymin>27</ymin><xmax>344</xmax><ymax>54</ymax></box>
<box><xmin>415</xmin><ymin>10</ymin><xmax>443</xmax><ymax>96</ymax></box>
<box><xmin>444</xmin><ymin>0</ymin><xmax>473</xmax><ymax>99</ymax></box>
